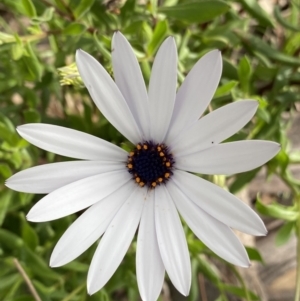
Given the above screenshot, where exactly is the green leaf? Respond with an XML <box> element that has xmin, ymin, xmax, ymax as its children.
<box><xmin>0</xmin><ymin>122</ymin><xmax>19</xmax><ymax>146</ymax></box>
<box><xmin>246</xmin><ymin>246</ymin><xmax>264</xmax><ymax>262</ymax></box>
<box><xmin>274</xmin><ymin>6</ymin><xmax>300</xmax><ymax>31</ymax></box>
<box><xmin>214</xmin><ymin>81</ymin><xmax>238</xmax><ymax>97</ymax></box>
<box><xmin>93</xmin><ymin>33</ymin><xmax>111</xmax><ymax>61</ymax></box>
<box><xmin>0</xmin><ymin>274</ymin><xmax>21</xmax><ymax>290</ymax></box>
<box><xmin>74</xmin><ymin>0</ymin><xmax>95</xmax><ymax>19</ymax></box>
<box><xmin>238</xmin><ymin>56</ymin><xmax>252</xmax><ymax>94</ymax></box>
<box><xmin>32</xmin><ymin>7</ymin><xmax>55</xmax><ymax>24</ymax></box>
<box><xmin>22</xmin><ymin>246</ymin><xmax>60</xmax><ymax>280</ymax></box>
<box><xmin>197</xmin><ymin>256</ymin><xmax>220</xmax><ymax>284</ymax></box>
<box><xmin>222</xmin><ymin>58</ymin><xmax>238</xmax><ymax>80</ymax></box>
<box><xmin>256</xmin><ymin>196</ymin><xmax>299</xmax><ymax>221</ymax></box>
<box><xmin>63</xmin><ymin>23</ymin><xmax>87</xmax><ymax>36</ymax></box>
<box><xmin>147</xmin><ymin>20</ymin><xmax>168</xmax><ymax>56</ymax></box>
<box><xmin>159</xmin><ymin>0</ymin><xmax>230</xmax><ymax>24</ymax></box>
<box><xmin>0</xmin><ymin>163</ymin><xmax>12</xmax><ymax>179</ymax></box>
<box><xmin>238</xmin><ymin>33</ymin><xmax>300</xmax><ymax>66</ymax></box>
<box><xmin>237</xmin><ymin>0</ymin><xmax>274</xmax><ymax>27</ymax></box>
<box><xmin>275</xmin><ymin>221</ymin><xmax>295</xmax><ymax>246</ymax></box>
<box><xmin>220</xmin><ymin>284</ymin><xmax>259</xmax><ymax>300</ymax></box>
<box><xmin>11</xmin><ymin>43</ymin><xmax>24</xmax><ymax>60</ymax></box>
<box><xmin>0</xmin><ymin>190</ymin><xmax>13</xmax><ymax>226</ymax></box>
<box><xmin>24</xmin><ymin>109</ymin><xmax>41</xmax><ymax>123</ymax></box>
<box><xmin>23</xmin><ymin>43</ymin><xmax>43</xmax><ymax>81</ymax></box>
<box><xmin>256</xmin><ymin>107</ymin><xmax>271</xmax><ymax>123</ymax></box>
<box><xmin>229</xmin><ymin>168</ymin><xmax>259</xmax><ymax>194</ymax></box>
<box><xmin>20</xmin><ymin>214</ymin><xmax>39</xmax><ymax>251</ymax></box>
<box><xmin>21</xmin><ymin>0</ymin><xmax>37</xmax><ymax>17</ymax></box>
<box><xmin>0</xmin><ymin>229</ymin><xmax>24</xmax><ymax>249</ymax></box>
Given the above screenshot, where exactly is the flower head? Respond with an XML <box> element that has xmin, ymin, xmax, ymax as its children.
<box><xmin>6</xmin><ymin>32</ymin><xmax>280</xmax><ymax>300</ymax></box>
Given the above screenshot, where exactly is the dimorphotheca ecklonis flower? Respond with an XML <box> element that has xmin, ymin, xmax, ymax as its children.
<box><xmin>6</xmin><ymin>32</ymin><xmax>280</xmax><ymax>300</ymax></box>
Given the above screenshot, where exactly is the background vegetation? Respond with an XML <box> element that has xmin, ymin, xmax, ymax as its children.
<box><xmin>0</xmin><ymin>0</ymin><xmax>299</xmax><ymax>300</ymax></box>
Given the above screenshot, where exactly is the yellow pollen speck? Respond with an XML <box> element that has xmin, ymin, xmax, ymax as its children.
<box><xmin>143</xmin><ymin>144</ymin><xmax>148</xmax><ymax>150</ymax></box>
<box><xmin>158</xmin><ymin>178</ymin><xmax>163</xmax><ymax>183</ymax></box>
<box><xmin>166</xmin><ymin>162</ymin><xmax>171</xmax><ymax>167</ymax></box>
<box><xmin>165</xmin><ymin>173</ymin><xmax>170</xmax><ymax>178</ymax></box>
<box><xmin>129</xmin><ymin>152</ymin><xmax>134</xmax><ymax>156</ymax></box>
<box><xmin>159</xmin><ymin>152</ymin><xmax>164</xmax><ymax>157</ymax></box>
<box><xmin>157</xmin><ymin>146</ymin><xmax>162</xmax><ymax>151</ymax></box>
<box><xmin>152</xmin><ymin>182</ymin><xmax>157</xmax><ymax>187</ymax></box>
<box><xmin>136</xmin><ymin>177</ymin><xmax>141</xmax><ymax>183</ymax></box>
<box><xmin>139</xmin><ymin>182</ymin><xmax>145</xmax><ymax>187</ymax></box>
<box><xmin>137</xmin><ymin>144</ymin><xmax>142</xmax><ymax>150</ymax></box>
<box><xmin>127</xmin><ymin>163</ymin><xmax>133</xmax><ymax>169</ymax></box>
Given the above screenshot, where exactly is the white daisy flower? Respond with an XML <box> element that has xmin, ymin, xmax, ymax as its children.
<box><xmin>6</xmin><ymin>32</ymin><xmax>280</xmax><ymax>300</ymax></box>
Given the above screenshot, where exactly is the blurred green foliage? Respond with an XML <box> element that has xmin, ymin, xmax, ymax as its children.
<box><xmin>0</xmin><ymin>0</ymin><xmax>299</xmax><ymax>300</ymax></box>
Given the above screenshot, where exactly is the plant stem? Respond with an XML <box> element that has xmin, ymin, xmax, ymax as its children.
<box><xmin>231</xmin><ymin>266</ymin><xmax>251</xmax><ymax>301</ymax></box>
<box><xmin>13</xmin><ymin>258</ymin><xmax>42</xmax><ymax>301</ymax></box>
<box><xmin>294</xmin><ymin>195</ymin><xmax>300</xmax><ymax>301</ymax></box>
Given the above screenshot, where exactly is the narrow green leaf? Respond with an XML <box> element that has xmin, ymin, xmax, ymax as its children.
<box><xmin>275</xmin><ymin>221</ymin><xmax>295</xmax><ymax>246</ymax></box>
<box><xmin>63</xmin><ymin>23</ymin><xmax>87</xmax><ymax>36</ymax></box>
<box><xmin>214</xmin><ymin>81</ymin><xmax>238</xmax><ymax>97</ymax></box>
<box><xmin>23</xmin><ymin>43</ymin><xmax>43</xmax><ymax>81</ymax></box>
<box><xmin>20</xmin><ymin>213</ymin><xmax>39</xmax><ymax>251</ymax></box>
<box><xmin>147</xmin><ymin>20</ymin><xmax>168</xmax><ymax>55</ymax></box>
<box><xmin>237</xmin><ymin>0</ymin><xmax>274</xmax><ymax>27</ymax></box>
<box><xmin>220</xmin><ymin>284</ymin><xmax>259</xmax><ymax>300</ymax></box>
<box><xmin>238</xmin><ymin>33</ymin><xmax>300</xmax><ymax>66</ymax></box>
<box><xmin>74</xmin><ymin>0</ymin><xmax>95</xmax><ymax>19</ymax></box>
<box><xmin>11</xmin><ymin>43</ymin><xmax>24</xmax><ymax>60</ymax></box>
<box><xmin>0</xmin><ymin>274</ymin><xmax>21</xmax><ymax>290</ymax></box>
<box><xmin>21</xmin><ymin>0</ymin><xmax>37</xmax><ymax>17</ymax></box>
<box><xmin>197</xmin><ymin>256</ymin><xmax>220</xmax><ymax>284</ymax></box>
<box><xmin>93</xmin><ymin>33</ymin><xmax>111</xmax><ymax>61</ymax></box>
<box><xmin>274</xmin><ymin>6</ymin><xmax>300</xmax><ymax>31</ymax></box>
<box><xmin>0</xmin><ymin>229</ymin><xmax>24</xmax><ymax>249</ymax></box>
<box><xmin>23</xmin><ymin>246</ymin><xmax>60</xmax><ymax>280</ymax></box>
<box><xmin>245</xmin><ymin>246</ymin><xmax>264</xmax><ymax>262</ymax></box>
<box><xmin>159</xmin><ymin>0</ymin><xmax>230</xmax><ymax>24</ymax></box>
<box><xmin>229</xmin><ymin>168</ymin><xmax>259</xmax><ymax>194</ymax></box>
<box><xmin>32</xmin><ymin>7</ymin><xmax>55</xmax><ymax>23</ymax></box>
<box><xmin>222</xmin><ymin>58</ymin><xmax>238</xmax><ymax>80</ymax></box>
<box><xmin>0</xmin><ymin>190</ymin><xmax>13</xmax><ymax>226</ymax></box>
<box><xmin>0</xmin><ymin>122</ymin><xmax>19</xmax><ymax>146</ymax></box>
<box><xmin>256</xmin><ymin>196</ymin><xmax>299</xmax><ymax>221</ymax></box>
<box><xmin>238</xmin><ymin>56</ymin><xmax>252</xmax><ymax>94</ymax></box>
<box><xmin>0</xmin><ymin>163</ymin><xmax>12</xmax><ymax>178</ymax></box>
<box><xmin>256</xmin><ymin>107</ymin><xmax>271</xmax><ymax>123</ymax></box>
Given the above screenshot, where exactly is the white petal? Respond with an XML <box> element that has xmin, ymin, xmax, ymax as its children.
<box><xmin>50</xmin><ymin>182</ymin><xmax>135</xmax><ymax>267</ymax></box>
<box><xmin>112</xmin><ymin>32</ymin><xmax>150</xmax><ymax>139</ymax></box>
<box><xmin>6</xmin><ymin>161</ymin><xmax>124</xmax><ymax>193</ymax></box>
<box><xmin>27</xmin><ymin>170</ymin><xmax>131</xmax><ymax>222</ymax></box>
<box><xmin>155</xmin><ymin>185</ymin><xmax>191</xmax><ymax>296</ymax></box>
<box><xmin>166</xmin><ymin>50</ymin><xmax>222</xmax><ymax>144</ymax></box>
<box><xmin>87</xmin><ymin>186</ymin><xmax>146</xmax><ymax>295</ymax></box>
<box><xmin>76</xmin><ymin>49</ymin><xmax>141</xmax><ymax>143</ymax></box>
<box><xmin>17</xmin><ymin>124</ymin><xmax>127</xmax><ymax>160</ymax></box>
<box><xmin>170</xmin><ymin>100</ymin><xmax>258</xmax><ymax>156</ymax></box>
<box><xmin>137</xmin><ymin>191</ymin><xmax>165</xmax><ymax>301</ymax></box>
<box><xmin>148</xmin><ymin>37</ymin><xmax>177</xmax><ymax>143</ymax></box>
<box><xmin>176</xmin><ymin>140</ymin><xmax>280</xmax><ymax>175</ymax></box>
<box><xmin>173</xmin><ymin>170</ymin><xmax>267</xmax><ymax>236</ymax></box>
<box><xmin>168</xmin><ymin>180</ymin><xmax>250</xmax><ymax>267</ymax></box>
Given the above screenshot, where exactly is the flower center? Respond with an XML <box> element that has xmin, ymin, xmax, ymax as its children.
<box><xmin>126</xmin><ymin>141</ymin><xmax>174</xmax><ymax>188</ymax></box>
